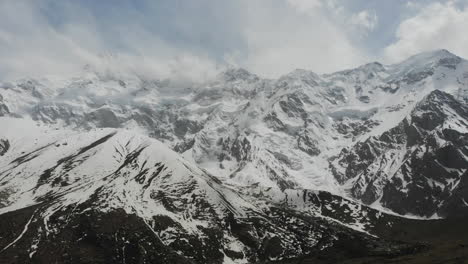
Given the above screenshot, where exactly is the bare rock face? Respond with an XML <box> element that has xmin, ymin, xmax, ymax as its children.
<box><xmin>297</xmin><ymin>133</ymin><xmax>321</xmax><ymax>156</ymax></box>
<box><xmin>331</xmin><ymin>90</ymin><xmax>468</xmax><ymax>217</ymax></box>
<box><xmin>0</xmin><ymin>95</ymin><xmax>9</xmax><ymax>116</ymax></box>
<box><xmin>0</xmin><ymin>139</ymin><xmax>8</xmax><ymax>156</ymax></box>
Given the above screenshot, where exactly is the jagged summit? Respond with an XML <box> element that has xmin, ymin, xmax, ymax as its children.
<box><xmin>329</xmin><ymin>61</ymin><xmax>385</xmax><ymax>77</ymax></box>
<box><xmin>275</xmin><ymin>69</ymin><xmax>322</xmax><ymax>91</ymax></box>
<box><xmin>356</xmin><ymin>61</ymin><xmax>385</xmax><ymax>71</ymax></box>
<box><xmin>283</xmin><ymin>68</ymin><xmax>320</xmax><ymax>77</ymax></box>
<box><xmin>218</xmin><ymin>67</ymin><xmax>259</xmax><ymax>82</ymax></box>
<box><xmin>419</xmin><ymin>88</ymin><xmax>466</xmax><ymax>104</ymax></box>
<box><xmin>417</xmin><ymin>89</ymin><xmax>466</xmax><ymax>109</ymax></box>
<box><xmin>392</xmin><ymin>49</ymin><xmax>463</xmax><ymax>72</ymax></box>
<box><xmin>411</xmin><ymin>89</ymin><xmax>468</xmax><ymax>131</ymax></box>
<box><xmin>406</xmin><ymin>49</ymin><xmax>460</xmax><ymax>61</ymax></box>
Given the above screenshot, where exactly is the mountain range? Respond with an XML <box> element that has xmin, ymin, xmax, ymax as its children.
<box><xmin>0</xmin><ymin>49</ymin><xmax>467</xmax><ymax>263</ymax></box>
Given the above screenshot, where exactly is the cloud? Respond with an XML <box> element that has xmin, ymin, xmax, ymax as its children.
<box><xmin>230</xmin><ymin>0</ymin><xmax>370</xmax><ymax>77</ymax></box>
<box><xmin>286</xmin><ymin>0</ymin><xmax>323</xmax><ymax>13</ymax></box>
<box><xmin>405</xmin><ymin>1</ymin><xmax>421</xmax><ymax>9</ymax></box>
<box><xmin>384</xmin><ymin>1</ymin><xmax>468</xmax><ymax>63</ymax></box>
<box><xmin>0</xmin><ymin>1</ymin><xmax>94</xmax><ymax>79</ymax></box>
<box><xmin>0</xmin><ymin>1</ymin><xmax>220</xmax><ymax>82</ymax></box>
<box><xmin>350</xmin><ymin>10</ymin><xmax>378</xmax><ymax>35</ymax></box>
<box><xmin>0</xmin><ymin>0</ymin><xmax>373</xmax><ymax>80</ymax></box>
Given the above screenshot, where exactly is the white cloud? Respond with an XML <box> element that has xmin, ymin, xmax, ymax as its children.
<box><xmin>0</xmin><ymin>1</ymin><xmax>220</xmax><ymax>82</ymax></box>
<box><xmin>287</xmin><ymin>0</ymin><xmax>323</xmax><ymax>13</ymax></box>
<box><xmin>384</xmin><ymin>1</ymin><xmax>468</xmax><ymax>63</ymax></box>
<box><xmin>231</xmin><ymin>0</ymin><xmax>370</xmax><ymax>77</ymax></box>
<box><xmin>405</xmin><ymin>1</ymin><xmax>420</xmax><ymax>9</ymax></box>
<box><xmin>350</xmin><ymin>10</ymin><xmax>378</xmax><ymax>35</ymax></box>
<box><xmin>0</xmin><ymin>0</ymin><xmax>372</xmax><ymax>80</ymax></box>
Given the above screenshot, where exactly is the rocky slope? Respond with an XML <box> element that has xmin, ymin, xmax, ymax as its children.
<box><xmin>330</xmin><ymin>90</ymin><xmax>468</xmax><ymax>218</ymax></box>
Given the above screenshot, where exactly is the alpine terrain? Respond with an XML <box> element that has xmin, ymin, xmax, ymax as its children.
<box><xmin>1</xmin><ymin>49</ymin><xmax>468</xmax><ymax>263</ymax></box>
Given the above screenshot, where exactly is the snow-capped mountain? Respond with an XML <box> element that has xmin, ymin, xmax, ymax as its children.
<box><xmin>1</xmin><ymin>49</ymin><xmax>468</xmax><ymax>263</ymax></box>
<box><xmin>1</xmin><ymin>50</ymin><xmax>466</xmax><ymax>202</ymax></box>
<box><xmin>0</xmin><ymin>118</ymin><xmax>418</xmax><ymax>263</ymax></box>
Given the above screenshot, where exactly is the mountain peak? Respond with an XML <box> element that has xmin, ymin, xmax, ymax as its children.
<box><xmin>397</xmin><ymin>49</ymin><xmax>462</xmax><ymax>69</ymax></box>
<box><xmin>358</xmin><ymin>61</ymin><xmax>385</xmax><ymax>71</ymax></box>
<box><xmin>412</xmin><ymin>49</ymin><xmax>459</xmax><ymax>60</ymax></box>
<box><xmin>219</xmin><ymin>67</ymin><xmax>259</xmax><ymax>82</ymax></box>
<box><xmin>282</xmin><ymin>68</ymin><xmax>321</xmax><ymax>80</ymax></box>
<box><xmin>424</xmin><ymin>89</ymin><xmax>454</xmax><ymax>100</ymax></box>
<box><xmin>342</xmin><ymin>61</ymin><xmax>386</xmax><ymax>75</ymax></box>
<box><xmin>417</xmin><ymin>89</ymin><xmax>463</xmax><ymax>107</ymax></box>
<box><xmin>411</xmin><ymin>89</ymin><xmax>468</xmax><ymax>130</ymax></box>
<box><xmin>430</xmin><ymin>49</ymin><xmax>457</xmax><ymax>57</ymax></box>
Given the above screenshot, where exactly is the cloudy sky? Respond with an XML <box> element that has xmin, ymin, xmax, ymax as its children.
<box><xmin>0</xmin><ymin>0</ymin><xmax>467</xmax><ymax>80</ymax></box>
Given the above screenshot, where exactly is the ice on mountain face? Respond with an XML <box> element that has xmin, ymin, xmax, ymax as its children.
<box><xmin>2</xmin><ymin>50</ymin><xmax>468</xmax><ymax>262</ymax></box>
<box><xmin>1</xmin><ymin>50</ymin><xmax>468</xmax><ymax>220</ymax></box>
<box><xmin>0</xmin><ymin>117</ymin><xmax>247</xmax><ymax>215</ymax></box>
<box><xmin>328</xmin><ymin>107</ymin><xmax>378</xmax><ymax>121</ymax></box>
<box><xmin>0</xmin><ymin>117</ymin><xmax>418</xmax><ymax>263</ymax></box>
<box><xmin>0</xmin><ymin>118</ymin><xmax>258</xmax><ymax>241</ymax></box>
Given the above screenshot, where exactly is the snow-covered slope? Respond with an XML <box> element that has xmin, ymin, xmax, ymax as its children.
<box><xmin>0</xmin><ymin>49</ymin><xmax>467</xmax><ymax>217</ymax></box>
<box><xmin>330</xmin><ymin>90</ymin><xmax>468</xmax><ymax>218</ymax></box>
<box><xmin>0</xmin><ymin>117</ymin><xmax>252</xmax><ymax>216</ymax></box>
<box><xmin>1</xmin><ymin>49</ymin><xmax>468</xmax><ymax>263</ymax></box>
<box><xmin>0</xmin><ymin>117</ymin><xmax>419</xmax><ymax>263</ymax></box>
